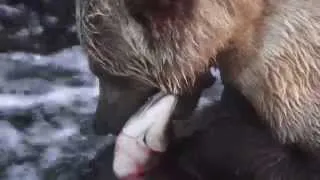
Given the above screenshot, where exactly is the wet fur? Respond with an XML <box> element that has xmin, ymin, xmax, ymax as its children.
<box><xmin>77</xmin><ymin>0</ymin><xmax>320</xmax><ymax>150</ymax></box>
<box><xmin>77</xmin><ymin>0</ymin><xmax>264</xmax><ymax>94</ymax></box>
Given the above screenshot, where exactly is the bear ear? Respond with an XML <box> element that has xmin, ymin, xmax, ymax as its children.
<box><xmin>125</xmin><ymin>0</ymin><xmax>195</xmax><ymax>20</ymax></box>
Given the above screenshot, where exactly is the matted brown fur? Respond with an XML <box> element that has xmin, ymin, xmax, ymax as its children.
<box><xmin>76</xmin><ymin>0</ymin><xmax>320</xmax><ymax>150</ymax></box>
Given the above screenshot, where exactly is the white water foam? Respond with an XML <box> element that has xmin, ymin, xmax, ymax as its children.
<box><xmin>0</xmin><ymin>46</ymin><xmax>111</xmax><ymax>180</ymax></box>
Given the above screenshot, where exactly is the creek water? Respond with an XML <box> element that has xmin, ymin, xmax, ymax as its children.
<box><xmin>0</xmin><ymin>46</ymin><xmax>223</xmax><ymax>180</ymax></box>
<box><xmin>0</xmin><ymin>46</ymin><xmax>113</xmax><ymax>180</ymax></box>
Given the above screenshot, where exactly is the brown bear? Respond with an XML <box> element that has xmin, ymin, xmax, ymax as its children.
<box><xmin>76</xmin><ymin>0</ymin><xmax>320</xmax><ymax>152</ymax></box>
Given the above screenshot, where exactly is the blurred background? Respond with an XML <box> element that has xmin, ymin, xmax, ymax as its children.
<box><xmin>0</xmin><ymin>0</ymin><xmax>114</xmax><ymax>179</ymax></box>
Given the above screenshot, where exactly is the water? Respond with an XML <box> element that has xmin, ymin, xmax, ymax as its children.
<box><xmin>0</xmin><ymin>46</ymin><xmax>113</xmax><ymax>180</ymax></box>
<box><xmin>0</xmin><ymin>46</ymin><xmax>224</xmax><ymax>180</ymax></box>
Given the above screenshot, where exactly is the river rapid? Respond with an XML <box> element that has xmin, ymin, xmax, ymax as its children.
<box><xmin>0</xmin><ymin>46</ymin><xmax>113</xmax><ymax>180</ymax></box>
<box><xmin>0</xmin><ymin>46</ymin><xmax>223</xmax><ymax>180</ymax></box>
